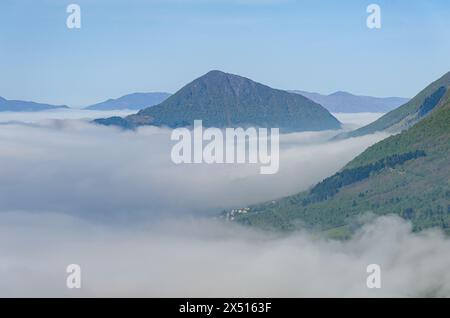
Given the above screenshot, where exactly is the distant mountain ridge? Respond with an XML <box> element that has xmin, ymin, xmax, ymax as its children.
<box><xmin>0</xmin><ymin>96</ymin><xmax>68</xmax><ymax>112</ymax></box>
<box><xmin>85</xmin><ymin>92</ymin><xmax>171</xmax><ymax>110</ymax></box>
<box><xmin>292</xmin><ymin>90</ymin><xmax>409</xmax><ymax>113</ymax></box>
<box><xmin>95</xmin><ymin>70</ymin><xmax>342</xmax><ymax>132</ymax></box>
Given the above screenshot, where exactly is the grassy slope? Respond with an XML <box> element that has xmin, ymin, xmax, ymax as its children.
<box><xmin>236</xmin><ymin>98</ymin><xmax>450</xmax><ymax>237</ymax></box>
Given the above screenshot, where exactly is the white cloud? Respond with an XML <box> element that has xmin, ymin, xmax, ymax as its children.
<box><xmin>0</xmin><ymin>113</ymin><xmax>387</xmax><ymax>219</ymax></box>
<box><xmin>0</xmin><ymin>109</ymin><xmax>135</xmax><ymax>124</ymax></box>
<box><xmin>333</xmin><ymin>112</ymin><xmax>385</xmax><ymax>130</ymax></box>
<box><xmin>4</xmin><ymin>110</ymin><xmax>444</xmax><ymax>297</ymax></box>
<box><xmin>1</xmin><ymin>213</ymin><xmax>449</xmax><ymax>297</ymax></box>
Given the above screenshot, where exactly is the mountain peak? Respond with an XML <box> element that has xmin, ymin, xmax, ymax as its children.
<box><xmin>329</xmin><ymin>91</ymin><xmax>352</xmax><ymax>97</ymax></box>
<box><xmin>199</xmin><ymin>70</ymin><xmax>232</xmax><ymax>81</ymax></box>
<box><xmin>204</xmin><ymin>70</ymin><xmax>227</xmax><ymax>76</ymax></box>
<box><xmin>198</xmin><ymin>70</ymin><xmax>250</xmax><ymax>85</ymax></box>
<box><xmin>97</xmin><ymin>71</ymin><xmax>341</xmax><ymax>132</ymax></box>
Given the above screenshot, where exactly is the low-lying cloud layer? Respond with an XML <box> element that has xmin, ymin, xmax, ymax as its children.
<box><xmin>1</xmin><ymin>213</ymin><xmax>450</xmax><ymax>297</ymax></box>
<box><xmin>1</xmin><ymin>110</ymin><xmax>448</xmax><ymax>297</ymax></box>
<box><xmin>0</xmin><ymin>112</ymin><xmax>387</xmax><ymax>220</ymax></box>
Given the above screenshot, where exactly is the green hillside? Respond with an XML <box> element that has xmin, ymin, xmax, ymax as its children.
<box><xmin>232</xmin><ymin>92</ymin><xmax>450</xmax><ymax>237</ymax></box>
<box><xmin>95</xmin><ymin>70</ymin><xmax>341</xmax><ymax>132</ymax></box>
<box><xmin>345</xmin><ymin>71</ymin><xmax>450</xmax><ymax>138</ymax></box>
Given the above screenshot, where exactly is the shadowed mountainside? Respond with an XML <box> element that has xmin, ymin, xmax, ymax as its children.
<box><xmin>342</xmin><ymin>71</ymin><xmax>450</xmax><ymax>138</ymax></box>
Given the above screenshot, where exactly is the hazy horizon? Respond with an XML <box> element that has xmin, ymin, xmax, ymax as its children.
<box><xmin>0</xmin><ymin>73</ymin><xmax>413</xmax><ymax>108</ymax></box>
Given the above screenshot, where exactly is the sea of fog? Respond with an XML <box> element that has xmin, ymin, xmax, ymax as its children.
<box><xmin>1</xmin><ymin>109</ymin><xmax>449</xmax><ymax>297</ymax></box>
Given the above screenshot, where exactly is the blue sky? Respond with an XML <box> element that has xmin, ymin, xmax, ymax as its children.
<box><xmin>1</xmin><ymin>0</ymin><xmax>450</xmax><ymax>107</ymax></box>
